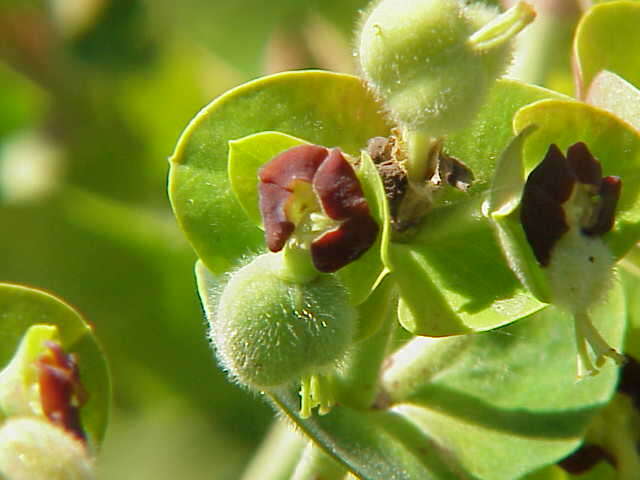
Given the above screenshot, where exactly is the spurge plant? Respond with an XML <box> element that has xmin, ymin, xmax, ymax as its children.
<box><xmin>168</xmin><ymin>1</ymin><xmax>640</xmax><ymax>479</ymax></box>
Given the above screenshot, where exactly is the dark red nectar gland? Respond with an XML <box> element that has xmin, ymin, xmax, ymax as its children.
<box><xmin>520</xmin><ymin>142</ymin><xmax>621</xmax><ymax>267</ymax></box>
<box><xmin>259</xmin><ymin>145</ymin><xmax>378</xmax><ymax>273</ymax></box>
<box><xmin>37</xmin><ymin>341</ymin><xmax>88</xmax><ymax>442</ymax></box>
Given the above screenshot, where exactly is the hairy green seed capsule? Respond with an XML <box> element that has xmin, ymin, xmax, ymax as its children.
<box><xmin>212</xmin><ymin>254</ymin><xmax>356</xmax><ymax>390</ymax></box>
<box><xmin>0</xmin><ymin>417</ymin><xmax>94</xmax><ymax>480</ymax></box>
<box><xmin>358</xmin><ymin>0</ymin><xmax>534</xmax><ymax>135</ymax></box>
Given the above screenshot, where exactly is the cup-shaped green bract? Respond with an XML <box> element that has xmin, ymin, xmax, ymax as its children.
<box><xmin>358</xmin><ymin>0</ymin><xmax>530</xmax><ymax>136</ymax></box>
<box><xmin>212</xmin><ymin>254</ymin><xmax>356</xmax><ymax>390</ymax></box>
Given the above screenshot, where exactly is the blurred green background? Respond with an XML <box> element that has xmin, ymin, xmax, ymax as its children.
<box><xmin>0</xmin><ymin>0</ymin><xmax>372</xmax><ymax>478</ymax></box>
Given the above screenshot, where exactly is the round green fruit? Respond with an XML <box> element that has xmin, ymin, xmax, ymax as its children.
<box><xmin>358</xmin><ymin>0</ymin><xmax>530</xmax><ymax>135</ymax></box>
<box><xmin>212</xmin><ymin>254</ymin><xmax>356</xmax><ymax>389</ymax></box>
<box><xmin>0</xmin><ymin>417</ymin><xmax>94</xmax><ymax>480</ymax></box>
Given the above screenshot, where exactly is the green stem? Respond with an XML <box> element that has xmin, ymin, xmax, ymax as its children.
<box><xmin>241</xmin><ymin>420</ymin><xmax>306</xmax><ymax>480</ymax></box>
<box><xmin>380</xmin><ymin>334</ymin><xmax>472</xmax><ymax>404</ymax></box>
<box><xmin>291</xmin><ymin>442</ymin><xmax>348</xmax><ymax>480</ymax></box>
<box><xmin>574</xmin><ymin>311</ymin><xmax>625</xmax><ymax>379</ymax></box>
<box><xmin>336</xmin><ymin>278</ymin><xmax>396</xmax><ymax>410</ymax></box>
<box><xmin>613</xmin><ymin>427</ymin><xmax>640</xmax><ymax>480</ymax></box>
<box><xmin>272</xmin><ymin>246</ymin><xmax>318</xmax><ymax>284</ymax></box>
<box><xmin>403</xmin><ymin>129</ymin><xmax>438</xmax><ymax>183</ymax></box>
<box><xmin>395</xmin><ymin>130</ymin><xmax>442</xmax><ymax>229</ymax></box>
<box><xmin>574</xmin><ymin>316</ymin><xmax>596</xmax><ymax>379</ymax></box>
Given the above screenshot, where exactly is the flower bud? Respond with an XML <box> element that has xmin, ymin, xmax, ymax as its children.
<box><xmin>357</xmin><ymin>0</ymin><xmax>534</xmax><ymax>136</ymax></box>
<box><xmin>213</xmin><ymin>254</ymin><xmax>356</xmax><ymax>390</ymax></box>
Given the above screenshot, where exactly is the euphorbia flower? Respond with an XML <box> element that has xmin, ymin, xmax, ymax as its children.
<box><xmin>259</xmin><ymin>144</ymin><xmax>379</xmax><ymax>273</ymax></box>
<box><xmin>521</xmin><ymin>142</ymin><xmax>621</xmax><ymax>266</ymax></box>
<box><xmin>520</xmin><ymin>142</ymin><xmax>624</xmax><ymax>377</ymax></box>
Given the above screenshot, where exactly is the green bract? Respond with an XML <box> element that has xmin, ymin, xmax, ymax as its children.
<box><xmin>574</xmin><ymin>1</ymin><xmax>640</xmax><ymax>97</ymax></box>
<box><xmin>169</xmin><ymin>70</ymin><xmax>391</xmax><ymax>276</ymax></box>
<box><xmin>586</xmin><ymin>71</ymin><xmax>640</xmax><ymax>131</ymax></box>
<box><xmin>384</xmin><ymin>79</ymin><xmax>565</xmax><ymax>336</ymax></box>
<box><xmin>172</xmin><ymin>67</ymin><xmax>573</xmax><ymax>338</ymax></box>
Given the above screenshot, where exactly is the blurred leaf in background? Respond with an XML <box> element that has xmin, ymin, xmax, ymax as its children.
<box><xmin>0</xmin><ymin>0</ymin><xmax>375</xmax><ymax>478</ymax></box>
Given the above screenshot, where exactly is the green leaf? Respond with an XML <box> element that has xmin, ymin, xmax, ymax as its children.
<box><xmin>378</xmin><ymin>80</ymin><xmax>565</xmax><ymax>337</ymax></box>
<box><xmin>586</xmin><ymin>70</ymin><xmax>640</xmax><ymax>131</ymax></box>
<box><xmin>0</xmin><ymin>283</ymin><xmax>110</xmax><ymax>450</ymax></box>
<box><xmin>390</xmin><ymin>194</ymin><xmax>545</xmax><ymax>336</ymax></box>
<box><xmin>371</xmin><ymin>80</ymin><xmax>564</xmax><ymax>337</ymax></box>
<box><xmin>486</xmin><ymin>126</ymin><xmax>530</xmax><ymax>217</ymax></box>
<box><xmin>574</xmin><ymin>1</ymin><xmax>640</xmax><ymax>95</ymax></box>
<box><xmin>270</xmin><ymin>387</ymin><xmax>474</xmax><ymax>480</ymax></box>
<box><xmin>0</xmin><ymin>63</ymin><xmax>47</xmax><ymax>138</ymax></box>
<box><xmin>619</xmin><ymin>247</ymin><xmax>640</xmax><ymax>358</ymax></box>
<box><xmin>269</xmin><ymin>281</ymin><xmax>625</xmax><ymax>480</ymax></box>
<box><xmin>489</xmin><ymin>127</ymin><xmax>552</xmax><ymax>302</ymax></box>
<box><xmin>336</xmin><ymin>151</ymin><xmax>389</xmax><ymax>306</ymax></box>
<box><xmin>514</xmin><ymin>99</ymin><xmax>640</xmax><ymax>260</ymax></box>
<box><xmin>169</xmin><ymin>70</ymin><xmax>391</xmax><ymax>274</ymax></box>
<box><xmin>289</xmin><ymin>442</ymin><xmax>347</xmax><ymax>480</ymax></box>
<box><xmin>489</xmin><ymin>211</ymin><xmax>552</xmax><ymax>304</ymax></box>
<box><xmin>152</xmin><ymin>1</ymin><xmax>370</xmax><ymax>76</ymax></box>
<box><xmin>444</xmin><ymin>78</ymin><xmax>568</xmax><ymax>198</ymax></box>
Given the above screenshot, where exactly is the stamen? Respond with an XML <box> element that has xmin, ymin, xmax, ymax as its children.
<box><xmin>298</xmin><ymin>373</ymin><xmax>335</xmax><ymax>418</ymax></box>
<box><xmin>299</xmin><ymin>375</ymin><xmax>312</xmax><ymax>419</ymax></box>
<box><xmin>574</xmin><ymin>312</ymin><xmax>625</xmax><ymax>379</ymax></box>
<box><xmin>583</xmin><ymin>176</ymin><xmax>622</xmax><ymax>236</ymax></box>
